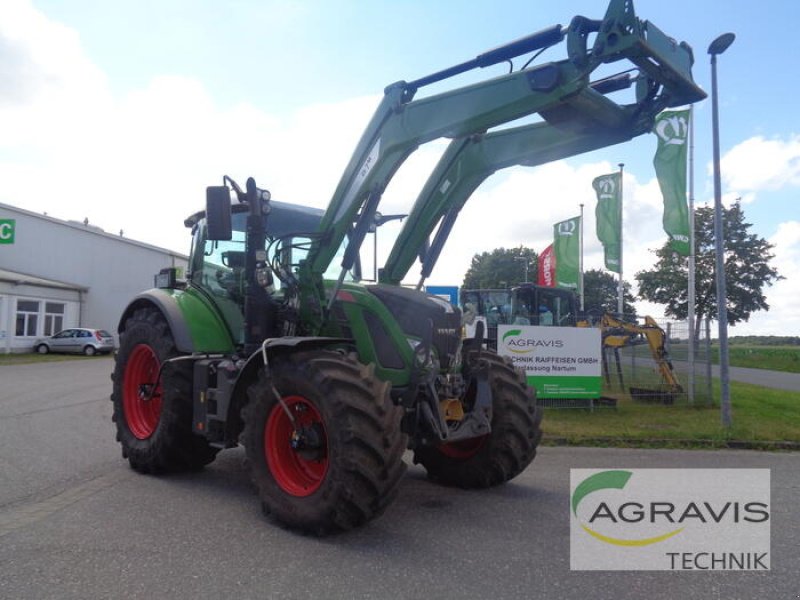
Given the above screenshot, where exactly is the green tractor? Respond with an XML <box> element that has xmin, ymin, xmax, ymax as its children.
<box><xmin>111</xmin><ymin>0</ymin><xmax>705</xmax><ymax>534</ymax></box>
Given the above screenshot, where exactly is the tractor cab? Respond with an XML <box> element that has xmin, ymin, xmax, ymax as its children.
<box><xmin>461</xmin><ymin>284</ymin><xmax>579</xmax><ymax>349</ymax></box>
<box><xmin>184</xmin><ymin>198</ymin><xmax>342</xmax><ymax>344</ymax></box>
<box><xmin>509</xmin><ymin>284</ymin><xmax>578</xmax><ymax>327</ymax></box>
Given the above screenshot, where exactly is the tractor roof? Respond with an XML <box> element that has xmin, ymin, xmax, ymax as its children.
<box><xmin>185</xmin><ymin>200</ymin><xmax>324</xmax><ymax>238</ymax></box>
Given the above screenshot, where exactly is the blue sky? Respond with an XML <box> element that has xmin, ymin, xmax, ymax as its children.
<box><xmin>3</xmin><ymin>0</ymin><xmax>799</xmax><ymax>335</ymax></box>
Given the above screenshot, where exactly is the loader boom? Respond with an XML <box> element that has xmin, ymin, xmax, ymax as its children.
<box><xmin>301</xmin><ymin>0</ymin><xmax>705</xmax><ymax>328</ymax></box>
<box><xmin>380</xmin><ymin>16</ymin><xmax>705</xmax><ymax>286</ymax></box>
<box><xmin>381</xmin><ymin>119</ymin><xmax>633</xmax><ymax>286</ymax></box>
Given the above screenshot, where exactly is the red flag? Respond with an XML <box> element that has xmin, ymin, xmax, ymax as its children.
<box><xmin>538</xmin><ymin>244</ymin><xmax>556</xmax><ymax>287</ymax></box>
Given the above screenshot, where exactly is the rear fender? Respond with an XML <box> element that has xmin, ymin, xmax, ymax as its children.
<box><xmin>118</xmin><ymin>288</ymin><xmax>236</xmax><ymax>353</ymax></box>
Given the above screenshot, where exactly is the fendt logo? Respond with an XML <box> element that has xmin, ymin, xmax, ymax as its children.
<box><xmin>570</xmin><ymin>469</ymin><xmax>771</xmax><ymax>571</ymax></box>
<box><xmin>501</xmin><ymin>329</ymin><xmax>564</xmax><ymax>355</ymax></box>
<box><xmin>655</xmin><ymin>114</ymin><xmax>689</xmax><ymax>145</ymax></box>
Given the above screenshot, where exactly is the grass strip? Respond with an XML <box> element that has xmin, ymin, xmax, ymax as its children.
<box><xmin>541</xmin><ymin>380</ymin><xmax>800</xmax><ymax>448</ymax></box>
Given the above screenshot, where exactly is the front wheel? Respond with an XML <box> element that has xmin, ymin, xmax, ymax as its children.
<box><xmin>36</xmin><ymin>344</ymin><xmax>49</xmax><ymax>355</ymax></box>
<box><xmin>414</xmin><ymin>350</ymin><xmax>542</xmax><ymax>488</ymax></box>
<box><xmin>110</xmin><ymin>307</ymin><xmax>219</xmax><ymax>473</ymax></box>
<box><xmin>243</xmin><ymin>350</ymin><xmax>406</xmax><ymax>534</ymax></box>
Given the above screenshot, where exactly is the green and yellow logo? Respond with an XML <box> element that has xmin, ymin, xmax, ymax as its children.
<box><xmin>571</xmin><ymin>470</ymin><xmax>684</xmax><ymax>547</ymax></box>
<box><xmin>501</xmin><ymin>329</ymin><xmax>563</xmax><ymax>355</ymax></box>
<box><xmin>502</xmin><ymin>329</ymin><xmax>531</xmax><ymax>354</ymax></box>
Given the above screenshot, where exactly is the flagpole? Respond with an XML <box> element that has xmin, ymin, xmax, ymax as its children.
<box><xmin>579</xmin><ymin>203</ymin><xmax>585</xmax><ymax>312</ymax></box>
<box><xmin>617</xmin><ymin>163</ymin><xmax>624</xmax><ymax>316</ymax></box>
<box><xmin>687</xmin><ymin>106</ymin><xmax>696</xmax><ymax>404</ymax></box>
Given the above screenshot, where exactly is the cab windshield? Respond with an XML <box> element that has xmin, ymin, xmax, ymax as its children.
<box><xmin>188</xmin><ymin>203</ymin><xmax>357</xmax><ymax>308</ymax></box>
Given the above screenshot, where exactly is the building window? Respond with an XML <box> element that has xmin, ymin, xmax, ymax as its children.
<box><xmin>16</xmin><ymin>300</ymin><xmax>40</xmax><ymax>337</ymax></box>
<box><xmin>44</xmin><ymin>302</ymin><xmax>65</xmax><ymax>336</ymax></box>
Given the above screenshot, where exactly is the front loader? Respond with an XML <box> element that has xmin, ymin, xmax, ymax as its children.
<box><xmin>110</xmin><ymin>0</ymin><xmax>705</xmax><ymax>534</ymax></box>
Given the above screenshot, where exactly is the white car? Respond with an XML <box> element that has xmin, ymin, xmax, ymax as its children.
<box><xmin>34</xmin><ymin>328</ymin><xmax>115</xmax><ymax>356</ymax></box>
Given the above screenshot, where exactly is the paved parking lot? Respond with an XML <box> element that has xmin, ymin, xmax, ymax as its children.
<box><xmin>0</xmin><ymin>358</ymin><xmax>797</xmax><ymax>599</ymax></box>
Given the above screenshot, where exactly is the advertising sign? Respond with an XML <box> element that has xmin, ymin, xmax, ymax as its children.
<box><xmin>497</xmin><ymin>325</ymin><xmax>601</xmax><ymax>398</ymax></box>
<box><xmin>424</xmin><ymin>285</ymin><xmax>459</xmax><ymax>306</ymax></box>
<box><xmin>0</xmin><ymin>219</ymin><xmax>15</xmax><ymax>244</ymax></box>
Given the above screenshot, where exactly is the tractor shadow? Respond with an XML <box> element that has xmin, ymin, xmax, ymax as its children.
<box><xmin>145</xmin><ymin>446</ymin><xmax>559</xmax><ymax>555</ymax></box>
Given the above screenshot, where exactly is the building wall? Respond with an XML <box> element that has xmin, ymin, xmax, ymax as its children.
<box><xmin>0</xmin><ymin>282</ymin><xmax>82</xmax><ymax>353</ymax></box>
<box><xmin>0</xmin><ymin>202</ymin><xmax>188</xmax><ymax>352</ymax></box>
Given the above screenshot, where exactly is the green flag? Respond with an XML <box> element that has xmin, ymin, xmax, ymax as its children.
<box><xmin>592</xmin><ymin>173</ymin><xmax>621</xmax><ymax>273</ymax></box>
<box><xmin>653</xmin><ymin>109</ymin><xmax>691</xmax><ymax>256</ymax></box>
<box><xmin>553</xmin><ymin>215</ymin><xmax>581</xmax><ymax>294</ymax></box>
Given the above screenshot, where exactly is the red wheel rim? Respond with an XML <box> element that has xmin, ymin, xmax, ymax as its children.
<box><xmin>438</xmin><ymin>435</ymin><xmax>487</xmax><ymax>459</ymax></box>
<box><xmin>122</xmin><ymin>344</ymin><xmax>162</xmax><ymax>440</ymax></box>
<box><xmin>265</xmin><ymin>395</ymin><xmax>328</xmax><ymax>497</ymax></box>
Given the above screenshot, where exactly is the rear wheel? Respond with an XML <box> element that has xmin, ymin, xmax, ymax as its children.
<box><xmin>414</xmin><ymin>350</ymin><xmax>542</xmax><ymax>488</ymax></box>
<box><xmin>110</xmin><ymin>307</ymin><xmax>219</xmax><ymax>473</ymax></box>
<box><xmin>243</xmin><ymin>350</ymin><xmax>406</xmax><ymax>534</ymax></box>
<box><xmin>83</xmin><ymin>345</ymin><xmax>96</xmax><ymax>356</ymax></box>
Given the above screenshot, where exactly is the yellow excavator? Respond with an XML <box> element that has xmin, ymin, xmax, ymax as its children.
<box><xmin>589</xmin><ymin>312</ymin><xmax>683</xmax><ymax>404</ymax></box>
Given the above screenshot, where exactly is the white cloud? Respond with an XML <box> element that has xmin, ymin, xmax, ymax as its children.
<box><xmin>0</xmin><ymin>1</ymin><xmax>381</xmax><ymax>249</ymax></box>
<box><xmin>0</xmin><ymin>0</ymin><xmax>111</xmax><ymax>145</ymax></box>
<box><xmin>735</xmin><ymin>221</ymin><xmax>800</xmax><ymax>336</ymax></box>
<box><xmin>422</xmin><ymin>161</ymin><xmax>671</xmax><ymax>290</ymax></box>
<box><xmin>719</xmin><ymin>134</ymin><xmax>800</xmax><ymax>192</ymax></box>
<box><xmin>2</xmin><ymin>1</ymin><xmax>796</xmax><ymax>339</ymax></box>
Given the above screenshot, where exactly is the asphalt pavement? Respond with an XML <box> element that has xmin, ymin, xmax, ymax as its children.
<box><xmin>713</xmin><ymin>364</ymin><xmax>800</xmax><ymax>392</ymax></box>
<box><xmin>0</xmin><ymin>358</ymin><xmax>798</xmax><ymax>600</ymax></box>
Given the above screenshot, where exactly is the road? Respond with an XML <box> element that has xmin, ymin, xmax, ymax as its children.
<box><xmin>712</xmin><ymin>364</ymin><xmax>800</xmax><ymax>392</ymax></box>
<box><xmin>0</xmin><ymin>358</ymin><xmax>798</xmax><ymax>599</ymax></box>
<box><xmin>672</xmin><ymin>359</ymin><xmax>800</xmax><ymax>392</ymax></box>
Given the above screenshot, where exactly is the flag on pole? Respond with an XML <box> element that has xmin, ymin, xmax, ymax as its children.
<box><xmin>592</xmin><ymin>173</ymin><xmax>622</xmax><ymax>273</ymax></box>
<box><xmin>653</xmin><ymin>109</ymin><xmax>691</xmax><ymax>256</ymax></box>
<box><xmin>538</xmin><ymin>243</ymin><xmax>555</xmax><ymax>287</ymax></box>
<box><xmin>553</xmin><ymin>216</ymin><xmax>581</xmax><ymax>293</ymax></box>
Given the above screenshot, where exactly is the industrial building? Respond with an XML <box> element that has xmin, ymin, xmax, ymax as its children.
<box><xmin>0</xmin><ymin>202</ymin><xmax>187</xmax><ymax>353</ymax></box>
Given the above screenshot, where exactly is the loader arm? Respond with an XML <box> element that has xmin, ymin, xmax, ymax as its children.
<box><xmin>300</xmin><ymin>0</ymin><xmax>705</xmax><ymax>331</ymax></box>
<box><xmin>381</xmin><ymin>23</ymin><xmax>704</xmax><ymax>287</ymax></box>
<box><xmin>381</xmin><ymin>110</ymin><xmax>635</xmax><ymax>286</ymax></box>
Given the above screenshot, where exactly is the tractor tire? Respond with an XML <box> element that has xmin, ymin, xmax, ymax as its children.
<box><xmin>414</xmin><ymin>350</ymin><xmax>542</xmax><ymax>488</ymax></box>
<box><xmin>110</xmin><ymin>307</ymin><xmax>219</xmax><ymax>473</ymax></box>
<box><xmin>242</xmin><ymin>350</ymin><xmax>406</xmax><ymax>534</ymax></box>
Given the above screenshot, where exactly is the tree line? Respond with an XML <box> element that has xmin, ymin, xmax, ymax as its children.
<box><xmin>461</xmin><ymin>201</ymin><xmax>782</xmax><ymax>325</ymax></box>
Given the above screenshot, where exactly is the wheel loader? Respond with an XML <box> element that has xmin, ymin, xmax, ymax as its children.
<box><xmin>111</xmin><ymin>0</ymin><xmax>705</xmax><ymax>534</ymax></box>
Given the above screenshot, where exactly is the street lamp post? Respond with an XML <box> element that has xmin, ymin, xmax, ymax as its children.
<box><xmin>708</xmin><ymin>32</ymin><xmax>735</xmax><ymax>428</ymax></box>
<box><xmin>514</xmin><ymin>255</ymin><xmax>529</xmax><ymax>283</ymax></box>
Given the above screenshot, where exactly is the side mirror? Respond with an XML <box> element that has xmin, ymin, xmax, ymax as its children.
<box><xmin>206</xmin><ymin>186</ymin><xmax>232</xmax><ymax>241</ymax></box>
